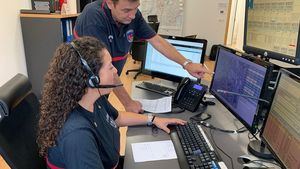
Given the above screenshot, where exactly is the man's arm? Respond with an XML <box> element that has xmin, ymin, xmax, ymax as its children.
<box><xmin>112</xmin><ymin>75</ymin><xmax>142</xmax><ymax>113</ymax></box>
<box><xmin>147</xmin><ymin>35</ymin><xmax>211</xmax><ymax>78</ymax></box>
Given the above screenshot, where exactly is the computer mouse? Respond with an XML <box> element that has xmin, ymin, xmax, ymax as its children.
<box><xmin>206</xmin><ymin>101</ymin><xmax>216</xmax><ymax>105</ymax></box>
<box><xmin>237</xmin><ymin>155</ymin><xmax>252</xmax><ymax>164</ymax></box>
<box><xmin>202</xmin><ymin>101</ymin><xmax>216</xmax><ymax>106</ymax></box>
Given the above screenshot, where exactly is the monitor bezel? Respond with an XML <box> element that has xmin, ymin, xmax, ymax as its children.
<box><xmin>209</xmin><ymin>46</ymin><xmax>275</xmax><ymax>134</ymax></box>
<box><xmin>260</xmin><ymin>68</ymin><xmax>300</xmax><ymax>168</ymax></box>
<box><xmin>141</xmin><ymin>35</ymin><xmax>207</xmax><ymax>83</ymax></box>
<box><xmin>243</xmin><ymin>0</ymin><xmax>300</xmax><ymax>65</ymax></box>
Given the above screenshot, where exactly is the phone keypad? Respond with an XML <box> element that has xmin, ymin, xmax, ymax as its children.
<box><xmin>176</xmin><ymin>82</ymin><xmax>207</xmax><ymax>112</ymax></box>
<box><xmin>182</xmin><ymin>89</ymin><xmax>203</xmax><ymax>109</ymax></box>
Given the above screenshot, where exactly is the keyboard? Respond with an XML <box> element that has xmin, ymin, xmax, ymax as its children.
<box><xmin>170</xmin><ymin>123</ymin><xmax>226</xmax><ymax>169</ymax></box>
<box><xmin>135</xmin><ymin>81</ymin><xmax>176</xmax><ymax>96</ymax></box>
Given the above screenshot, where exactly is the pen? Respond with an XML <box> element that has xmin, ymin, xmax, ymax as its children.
<box><xmin>203</xmin><ymin>63</ymin><xmax>209</xmax><ymax>71</ymax></box>
<box><xmin>203</xmin><ymin>63</ymin><xmax>215</xmax><ymax>75</ymax></box>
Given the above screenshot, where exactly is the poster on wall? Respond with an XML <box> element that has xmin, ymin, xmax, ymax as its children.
<box><xmin>139</xmin><ymin>0</ymin><xmax>185</xmax><ymax>36</ymax></box>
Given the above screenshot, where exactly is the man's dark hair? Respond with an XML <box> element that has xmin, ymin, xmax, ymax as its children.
<box><xmin>111</xmin><ymin>0</ymin><xmax>139</xmax><ymax>4</ymax></box>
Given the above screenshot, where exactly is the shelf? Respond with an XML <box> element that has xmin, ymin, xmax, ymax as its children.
<box><xmin>20</xmin><ymin>13</ymin><xmax>79</xmax><ymax>19</ymax></box>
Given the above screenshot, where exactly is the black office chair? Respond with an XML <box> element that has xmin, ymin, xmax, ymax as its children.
<box><xmin>0</xmin><ymin>74</ymin><xmax>46</xmax><ymax>169</ymax></box>
<box><xmin>185</xmin><ymin>35</ymin><xmax>197</xmax><ymax>39</ymax></box>
<box><xmin>147</xmin><ymin>15</ymin><xmax>160</xmax><ymax>33</ymax></box>
<box><xmin>126</xmin><ymin>15</ymin><xmax>160</xmax><ymax>79</ymax></box>
<box><xmin>209</xmin><ymin>44</ymin><xmax>220</xmax><ymax>61</ymax></box>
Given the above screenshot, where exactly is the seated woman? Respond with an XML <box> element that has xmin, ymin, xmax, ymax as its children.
<box><xmin>37</xmin><ymin>36</ymin><xmax>186</xmax><ymax>169</ymax></box>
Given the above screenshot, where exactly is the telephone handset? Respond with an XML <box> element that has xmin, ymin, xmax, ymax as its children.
<box><xmin>174</xmin><ymin>77</ymin><xmax>207</xmax><ymax>112</ymax></box>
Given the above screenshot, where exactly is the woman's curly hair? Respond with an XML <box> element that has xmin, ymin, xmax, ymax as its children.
<box><xmin>37</xmin><ymin>36</ymin><xmax>107</xmax><ymax>156</ymax></box>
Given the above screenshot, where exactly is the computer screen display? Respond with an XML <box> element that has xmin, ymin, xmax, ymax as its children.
<box><xmin>210</xmin><ymin>46</ymin><xmax>273</xmax><ymax>133</ymax></box>
<box><xmin>244</xmin><ymin>0</ymin><xmax>300</xmax><ymax>65</ymax></box>
<box><xmin>262</xmin><ymin>69</ymin><xmax>300</xmax><ymax>169</ymax></box>
<box><xmin>143</xmin><ymin>35</ymin><xmax>207</xmax><ymax>82</ymax></box>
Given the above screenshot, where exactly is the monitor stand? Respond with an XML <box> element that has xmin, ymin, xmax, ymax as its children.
<box><xmin>247</xmin><ymin>140</ymin><xmax>273</xmax><ymax>159</ymax></box>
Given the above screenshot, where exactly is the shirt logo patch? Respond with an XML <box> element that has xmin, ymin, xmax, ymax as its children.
<box><xmin>108</xmin><ymin>35</ymin><xmax>114</xmax><ymax>43</ymax></box>
<box><xmin>106</xmin><ymin>114</ymin><xmax>117</xmax><ymax>128</ymax></box>
<box><xmin>126</xmin><ymin>29</ymin><xmax>134</xmax><ymax>42</ymax></box>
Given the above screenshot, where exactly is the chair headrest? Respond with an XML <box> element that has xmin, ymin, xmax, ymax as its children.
<box><xmin>0</xmin><ymin>74</ymin><xmax>32</xmax><ymax>121</ymax></box>
<box><xmin>147</xmin><ymin>15</ymin><xmax>158</xmax><ymax>23</ymax></box>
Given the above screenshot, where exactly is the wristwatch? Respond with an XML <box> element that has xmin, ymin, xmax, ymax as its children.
<box><xmin>182</xmin><ymin>59</ymin><xmax>192</xmax><ymax>69</ymax></box>
<box><xmin>147</xmin><ymin>113</ymin><xmax>155</xmax><ymax>126</ymax></box>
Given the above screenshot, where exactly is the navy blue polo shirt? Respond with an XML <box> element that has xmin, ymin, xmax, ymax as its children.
<box><xmin>74</xmin><ymin>0</ymin><xmax>156</xmax><ymax>75</ymax></box>
<box><xmin>47</xmin><ymin>97</ymin><xmax>120</xmax><ymax>169</ymax></box>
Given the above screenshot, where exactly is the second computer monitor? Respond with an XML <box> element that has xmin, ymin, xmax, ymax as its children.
<box><xmin>143</xmin><ymin>35</ymin><xmax>207</xmax><ymax>82</ymax></box>
<box><xmin>261</xmin><ymin>69</ymin><xmax>300</xmax><ymax>169</ymax></box>
<box><xmin>210</xmin><ymin>46</ymin><xmax>274</xmax><ymax>133</ymax></box>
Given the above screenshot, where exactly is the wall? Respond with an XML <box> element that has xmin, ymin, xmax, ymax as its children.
<box><xmin>183</xmin><ymin>0</ymin><xmax>229</xmax><ymax>55</ymax></box>
<box><xmin>0</xmin><ymin>0</ymin><xmax>230</xmax><ymax>87</ymax></box>
<box><xmin>0</xmin><ymin>1</ymin><xmax>31</xmax><ymax>86</ymax></box>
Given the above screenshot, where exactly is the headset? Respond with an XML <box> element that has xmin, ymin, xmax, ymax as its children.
<box><xmin>70</xmin><ymin>42</ymin><xmax>123</xmax><ymax>89</ymax></box>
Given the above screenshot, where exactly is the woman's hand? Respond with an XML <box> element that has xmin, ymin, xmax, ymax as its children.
<box><xmin>153</xmin><ymin>117</ymin><xmax>187</xmax><ymax>133</ymax></box>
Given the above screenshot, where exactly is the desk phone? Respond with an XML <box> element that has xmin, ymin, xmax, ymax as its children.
<box><xmin>174</xmin><ymin>78</ymin><xmax>207</xmax><ymax>112</ymax></box>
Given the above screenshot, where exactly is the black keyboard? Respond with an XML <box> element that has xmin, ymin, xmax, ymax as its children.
<box><xmin>170</xmin><ymin>123</ymin><xmax>225</xmax><ymax>169</ymax></box>
<box><xmin>136</xmin><ymin>81</ymin><xmax>176</xmax><ymax>96</ymax></box>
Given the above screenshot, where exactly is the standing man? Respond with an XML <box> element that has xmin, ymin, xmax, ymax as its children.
<box><xmin>74</xmin><ymin>0</ymin><xmax>210</xmax><ymax>113</ymax></box>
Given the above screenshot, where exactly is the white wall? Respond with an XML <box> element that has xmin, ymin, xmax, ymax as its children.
<box><xmin>0</xmin><ymin>1</ymin><xmax>31</xmax><ymax>86</ymax></box>
<box><xmin>183</xmin><ymin>0</ymin><xmax>229</xmax><ymax>55</ymax></box>
<box><xmin>0</xmin><ymin>0</ymin><xmax>230</xmax><ymax>87</ymax></box>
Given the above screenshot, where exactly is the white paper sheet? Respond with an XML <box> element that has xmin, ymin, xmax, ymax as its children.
<box><xmin>139</xmin><ymin>96</ymin><xmax>172</xmax><ymax>113</ymax></box>
<box><xmin>131</xmin><ymin>140</ymin><xmax>177</xmax><ymax>162</ymax></box>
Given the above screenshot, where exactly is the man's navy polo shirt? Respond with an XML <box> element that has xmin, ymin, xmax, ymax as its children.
<box><xmin>74</xmin><ymin>0</ymin><xmax>156</xmax><ymax>75</ymax></box>
<box><xmin>47</xmin><ymin>97</ymin><xmax>120</xmax><ymax>169</ymax></box>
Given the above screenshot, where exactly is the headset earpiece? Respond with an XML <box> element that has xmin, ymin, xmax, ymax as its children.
<box><xmin>70</xmin><ymin>42</ymin><xmax>100</xmax><ymax>88</ymax></box>
<box><xmin>88</xmin><ymin>75</ymin><xmax>100</xmax><ymax>88</ymax></box>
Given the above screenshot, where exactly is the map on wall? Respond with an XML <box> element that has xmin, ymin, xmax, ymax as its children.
<box><xmin>139</xmin><ymin>0</ymin><xmax>185</xmax><ymax>36</ymax></box>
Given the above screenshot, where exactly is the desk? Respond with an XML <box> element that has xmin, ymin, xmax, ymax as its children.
<box><xmin>124</xmin><ymin>81</ymin><xmax>250</xmax><ymax>169</ymax></box>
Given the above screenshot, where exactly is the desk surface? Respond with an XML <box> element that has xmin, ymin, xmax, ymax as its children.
<box><xmin>124</xmin><ymin>81</ymin><xmax>250</xmax><ymax>169</ymax></box>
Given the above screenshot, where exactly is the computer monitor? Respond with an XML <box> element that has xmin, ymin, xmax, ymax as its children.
<box><xmin>142</xmin><ymin>35</ymin><xmax>207</xmax><ymax>82</ymax></box>
<box><xmin>210</xmin><ymin>46</ymin><xmax>275</xmax><ymax>134</ymax></box>
<box><xmin>243</xmin><ymin>0</ymin><xmax>300</xmax><ymax>65</ymax></box>
<box><xmin>261</xmin><ymin>69</ymin><xmax>300</xmax><ymax>168</ymax></box>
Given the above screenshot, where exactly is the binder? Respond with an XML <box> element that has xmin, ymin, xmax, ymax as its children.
<box><xmin>61</xmin><ymin>19</ymin><xmax>74</xmax><ymax>42</ymax></box>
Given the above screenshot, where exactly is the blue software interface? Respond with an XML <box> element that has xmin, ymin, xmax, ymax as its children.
<box><xmin>144</xmin><ymin>39</ymin><xmax>204</xmax><ymax>80</ymax></box>
<box><xmin>210</xmin><ymin>48</ymin><xmax>267</xmax><ymax>126</ymax></box>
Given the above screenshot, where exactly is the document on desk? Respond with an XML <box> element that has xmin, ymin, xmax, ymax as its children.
<box><xmin>131</xmin><ymin>140</ymin><xmax>177</xmax><ymax>162</ymax></box>
<box><xmin>139</xmin><ymin>96</ymin><xmax>172</xmax><ymax>113</ymax></box>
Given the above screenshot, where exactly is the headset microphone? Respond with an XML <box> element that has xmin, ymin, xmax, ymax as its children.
<box><xmin>96</xmin><ymin>84</ymin><xmax>123</xmax><ymax>88</ymax></box>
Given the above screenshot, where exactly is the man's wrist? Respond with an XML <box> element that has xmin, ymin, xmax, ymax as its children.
<box><xmin>182</xmin><ymin>59</ymin><xmax>192</xmax><ymax>70</ymax></box>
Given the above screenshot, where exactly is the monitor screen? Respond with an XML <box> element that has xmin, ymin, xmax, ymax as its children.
<box><xmin>142</xmin><ymin>35</ymin><xmax>207</xmax><ymax>82</ymax></box>
<box><xmin>210</xmin><ymin>46</ymin><xmax>273</xmax><ymax>133</ymax></box>
<box><xmin>262</xmin><ymin>69</ymin><xmax>300</xmax><ymax>169</ymax></box>
<box><xmin>244</xmin><ymin>0</ymin><xmax>300</xmax><ymax>65</ymax></box>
